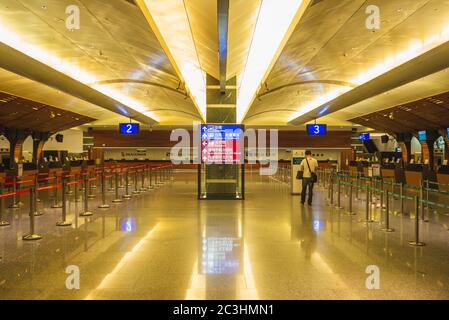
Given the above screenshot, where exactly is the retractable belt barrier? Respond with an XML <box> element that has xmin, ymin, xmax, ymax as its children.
<box><xmin>0</xmin><ymin>163</ymin><xmax>176</xmax><ymax>240</ymax></box>
<box><xmin>316</xmin><ymin>168</ymin><xmax>449</xmax><ymax>247</ymax></box>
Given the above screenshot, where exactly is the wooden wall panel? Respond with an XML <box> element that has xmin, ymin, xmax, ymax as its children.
<box><xmin>92</xmin><ymin>130</ymin><xmax>352</xmax><ymax>149</ymax></box>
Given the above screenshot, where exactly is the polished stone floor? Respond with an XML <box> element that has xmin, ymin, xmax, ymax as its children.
<box><xmin>1</xmin><ymin>171</ymin><xmax>449</xmax><ymax>300</ymax></box>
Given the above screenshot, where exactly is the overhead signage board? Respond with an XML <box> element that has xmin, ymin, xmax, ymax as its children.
<box><xmin>306</xmin><ymin>124</ymin><xmax>327</xmax><ymax>135</ymax></box>
<box><xmin>359</xmin><ymin>133</ymin><xmax>370</xmax><ymax>141</ymax></box>
<box><xmin>200</xmin><ymin>124</ymin><xmax>243</xmax><ymax>164</ymax></box>
<box><xmin>418</xmin><ymin>130</ymin><xmax>427</xmax><ymax>141</ymax></box>
<box><xmin>119</xmin><ymin>123</ymin><xmax>139</xmax><ymax>135</ymax></box>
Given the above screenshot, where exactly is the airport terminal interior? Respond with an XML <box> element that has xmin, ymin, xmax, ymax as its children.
<box><xmin>1</xmin><ymin>0</ymin><xmax>449</xmax><ymax>300</ymax></box>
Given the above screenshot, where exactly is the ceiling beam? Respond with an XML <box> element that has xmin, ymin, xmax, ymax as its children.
<box><xmin>0</xmin><ymin>43</ymin><xmax>158</xmax><ymax>125</ymax></box>
<box><xmin>289</xmin><ymin>41</ymin><xmax>449</xmax><ymax>126</ymax></box>
<box><xmin>217</xmin><ymin>0</ymin><xmax>230</xmax><ymax>93</ymax></box>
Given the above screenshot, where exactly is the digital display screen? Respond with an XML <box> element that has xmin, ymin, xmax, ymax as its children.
<box><xmin>200</xmin><ymin>124</ymin><xmax>243</xmax><ymax>164</ymax></box>
<box><xmin>359</xmin><ymin>133</ymin><xmax>370</xmax><ymax>140</ymax></box>
<box><xmin>119</xmin><ymin>123</ymin><xmax>139</xmax><ymax>134</ymax></box>
<box><xmin>418</xmin><ymin>130</ymin><xmax>427</xmax><ymax>141</ymax></box>
<box><xmin>306</xmin><ymin>124</ymin><xmax>327</xmax><ymax>135</ymax></box>
<box><xmin>447</xmin><ymin>128</ymin><xmax>449</xmax><ymax>138</ymax></box>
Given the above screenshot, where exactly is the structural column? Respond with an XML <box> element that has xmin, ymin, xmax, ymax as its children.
<box><xmin>4</xmin><ymin>128</ymin><xmax>29</xmax><ymax>169</ymax></box>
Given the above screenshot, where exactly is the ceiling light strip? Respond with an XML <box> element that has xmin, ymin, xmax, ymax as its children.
<box><xmin>0</xmin><ymin>21</ymin><xmax>159</xmax><ymax>123</ymax></box>
<box><xmin>236</xmin><ymin>0</ymin><xmax>310</xmax><ymax>123</ymax></box>
<box><xmin>288</xmin><ymin>23</ymin><xmax>449</xmax><ymax>123</ymax></box>
<box><xmin>137</xmin><ymin>0</ymin><xmax>206</xmax><ymax>121</ymax></box>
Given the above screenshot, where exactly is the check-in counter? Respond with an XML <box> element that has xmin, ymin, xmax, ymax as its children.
<box><xmin>360</xmin><ymin>161</ymin><xmax>372</xmax><ymax>177</ymax></box>
<box><xmin>436</xmin><ymin>165</ymin><xmax>449</xmax><ymax>192</ymax></box>
<box><xmin>318</xmin><ymin>160</ymin><xmax>338</xmax><ymax>170</ymax></box>
<box><xmin>381</xmin><ymin>163</ymin><xmax>406</xmax><ymax>185</ymax></box>
<box><xmin>349</xmin><ymin>161</ymin><xmax>359</xmax><ymax>178</ymax></box>
<box><xmin>404</xmin><ymin>164</ymin><xmax>436</xmax><ymax>187</ymax></box>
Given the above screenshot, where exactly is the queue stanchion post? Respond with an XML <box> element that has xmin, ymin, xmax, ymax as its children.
<box><xmin>133</xmin><ymin>168</ymin><xmax>140</xmax><ymax>194</ymax></box>
<box><xmin>33</xmin><ymin>174</ymin><xmax>44</xmax><ymax>217</ymax></box>
<box><xmin>154</xmin><ymin>167</ymin><xmax>159</xmax><ymax>187</ymax></box>
<box><xmin>88</xmin><ymin>172</ymin><xmax>95</xmax><ymax>199</ymax></box>
<box><xmin>51</xmin><ymin>174</ymin><xmax>62</xmax><ymax>208</ymax></box>
<box><xmin>329</xmin><ymin>173</ymin><xmax>334</xmax><ymax>206</ymax></box>
<box><xmin>381</xmin><ymin>190</ymin><xmax>394</xmax><ymax>232</ymax></box>
<box><xmin>336</xmin><ymin>175</ymin><xmax>342</xmax><ymax>209</ymax></box>
<box><xmin>22</xmin><ymin>186</ymin><xmax>42</xmax><ymax>241</ymax></box>
<box><xmin>123</xmin><ymin>168</ymin><xmax>132</xmax><ymax>199</ymax></box>
<box><xmin>66</xmin><ymin>174</ymin><xmax>73</xmax><ymax>195</ymax></box>
<box><xmin>379</xmin><ymin>180</ymin><xmax>384</xmax><ymax>210</ymax></box>
<box><xmin>36</xmin><ymin>174</ymin><xmax>42</xmax><ymax>203</ymax></box>
<box><xmin>400</xmin><ymin>182</ymin><xmax>404</xmax><ymax>215</ymax></box>
<box><xmin>112</xmin><ymin>169</ymin><xmax>123</xmax><ymax>203</ymax></box>
<box><xmin>9</xmin><ymin>176</ymin><xmax>19</xmax><ymax>209</ymax></box>
<box><xmin>141</xmin><ymin>167</ymin><xmax>147</xmax><ymax>192</ymax></box>
<box><xmin>0</xmin><ymin>193</ymin><xmax>10</xmax><ymax>226</ymax></box>
<box><xmin>409</xmin><ymin>196</ymin><xmax>425</xmax><ymax>246</ymax></box>
<box><xmin>108</xmin><ymin>169</ymin><xmax>114</xmax><ymax>192</ymax></box>
<box><xmin>16</xmin><ymin>176</ymin><xmax>24</xmax><ymax>207</ymax></box>
<box><xmin>149</xmin><ymin>167</ymin><xmax>154</xmax><ymax>190</ymax></box>
<box><xmin>56</xmin><ymin>175</ymin><xmax>72</xmax><ymax>226</ymax></box>
<box><xmin>119</xmin><ymin>168</ymin><xmax>125</xmax><ymax>189</ymax></box>
<box><xmin>98</xmin><ymin>169</ymin><xmax>110</xmax><ymax>209</ymax></box>
<box><xmin>365</xmin><ymin>185</ymin><xmax>373</xmax><ymax>223</ymax></box>
<box><xmin>421</xmin><ymin>181</ymin><xmax>429</xmax><ymax>222</ymax></box>
<box><xmin>347</xmin><ymin>184</ymin><xmax>356</xmax><ymax>215</ymax></box>
<box><xmin>74</xmin><ymin>174</ymin><xmax>81</xmax><ymax>202</ymax></box>
<box><xmin>79</xmin><ymin>174</ymin><xmax>93</xmax><ymax>217</ymax></box>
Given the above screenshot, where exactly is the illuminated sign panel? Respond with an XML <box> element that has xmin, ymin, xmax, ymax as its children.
<box><xmin>119</xmin><ymin>123</ymin><xmax>139</xmax><ymax>135</ymax></box>
<box><xmin>200</xmin><ymin>124</ymin><xmax>243</xmax><ymax>164</ymax></box>
<box><xmin>359</xmin><ymin>133</ymin><xmax>370</xmax><ymax>141</ymax></box>
<box><xmin>418</xmin><ymin>130</ymin><xmax>427</xmax><ymax>141</ymax></box>
<box><xmin>306</xmin><ymin>124</ymin><xmax>327</xmax><ymax>135</ymax></box>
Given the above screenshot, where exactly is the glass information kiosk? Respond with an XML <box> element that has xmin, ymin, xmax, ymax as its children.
<box><xmin>198</xmin><ymin>124</ymin><xmax>244</xmax><ymax>200</ymax></box>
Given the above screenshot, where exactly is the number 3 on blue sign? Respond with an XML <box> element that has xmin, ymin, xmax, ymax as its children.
<box><xmin>306</xmin><ymin>124</ymin><xmax>326</xmax><ymax>135</ymax></box>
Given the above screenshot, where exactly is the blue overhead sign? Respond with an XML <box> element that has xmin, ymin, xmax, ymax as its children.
<box><xmin>200</xmin><ymin>124</ymin><xmax>243</xmax><ymax>141</ymax></box>
<box><xmin>119</xmin><ymin>123</ymin><xmax>139</xmax><ymax>135</ymax></box>
<box><xmin>418</xmin><ymin>130</ymin><xmax>427</xmax><ymax>141</ymax></box>
<box><xmin>200</xmin><ymin>124</ymin><xmax>243</xmax><ymax>164</ymax></box>
<box><xmin>359</xmin><ymin>133</ymin><xmax>370</xmax><ymax>141</ymax></box>
<box><xmin>306</xmin><ymin>124</ymin><xmax>327</xmax><ymax>136</ymax></box>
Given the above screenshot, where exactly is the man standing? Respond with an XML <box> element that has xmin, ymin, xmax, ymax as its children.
<box><xmin>299</xmin><ymin>150</ymin><xmax>318</xmax><ymax>206</ymax></box>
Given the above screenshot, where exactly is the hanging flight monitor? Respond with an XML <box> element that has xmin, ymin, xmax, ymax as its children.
<box><xmin>359</xmin><ymin>133</ymin><xmax>370</xmax><ymax>140</ymax></box>
<box><xmin>119</xmin><ymin>123</ymin><xmax>139</xmax><ymax>135</ymax></box>
<box><xmin>418</xmin><ymin>130</ymin><xmax>427</xmax><ymax>141</ymax></box>
<box><xmin>306</xmin><ymin>124</ymin><xmax>327</xmax><ymax>135</ymax></box>
<box><xmin>446</xmin><ymin>128</ymin><xmax>449</xmax><ymax>138</ymax></box>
